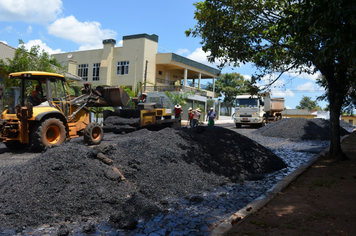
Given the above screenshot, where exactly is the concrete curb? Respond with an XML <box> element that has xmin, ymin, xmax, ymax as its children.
<box><xmin>208</xmin><ymin>134</ymin><xmax>351</xmax><ymax>235</ymax></box>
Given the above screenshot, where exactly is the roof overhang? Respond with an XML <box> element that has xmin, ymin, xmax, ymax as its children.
<box><xmin>156</xmin><ymin>53</ymin><xmax>221</xmax><ymax>79</ymax></box>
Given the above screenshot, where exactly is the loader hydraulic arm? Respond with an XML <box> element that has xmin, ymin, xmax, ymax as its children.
<box><xmin>71</xmin><ymin>83</ymin><xmax>130</xmax><ymax>108</ymax></box>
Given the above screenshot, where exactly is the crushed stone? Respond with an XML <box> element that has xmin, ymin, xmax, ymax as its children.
<box><xmin>254</xmin><ymin>118</ymin><xmax>350</xmax><ymax>140</ymax></box>
<box><xmin>0</xmin><ymin>126</ymin><xmax>286</xmax><ymax>232</ymax></box>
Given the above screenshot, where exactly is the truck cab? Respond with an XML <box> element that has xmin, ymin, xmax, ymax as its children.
<box><xmin>233</xmin><ymin>94</ymin><xmax>266</xmax><ymax>128</ymax></box>
<box><xmin>233</xmin><ymin>93</ymin><xmax>284</xmax><ymax>128</ymax></box>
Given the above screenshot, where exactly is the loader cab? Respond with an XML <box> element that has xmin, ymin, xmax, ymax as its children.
<box><xmin>8</xmin><ymin>71</ymin><xmax>70</xmax><ymax>116</ymax></box>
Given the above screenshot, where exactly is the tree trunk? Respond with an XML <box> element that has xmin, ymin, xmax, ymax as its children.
<box><xmin>325</xmin><ymin>68</ymin><xmax>348</xmax><ymax>160</ymax></box>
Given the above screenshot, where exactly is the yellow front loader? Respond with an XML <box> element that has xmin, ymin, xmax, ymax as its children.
<box><xmin>0</xmin><ymin>71</ymin><xmax>130</xmax><ymax>150</ymax></box>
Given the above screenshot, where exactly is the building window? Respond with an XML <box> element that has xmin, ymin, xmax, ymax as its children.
<box><xmin>117</xmin><ymin>61</ymin><xmax>129</xmax><ymax>75</ymax></box>
<box><xmin>78</xmin><ymin>64</ymin><xmax>88</xmax><ymax>81</ymax></box>
<box><xmin>93</xmin><ymin>63</ymin><xmax>100</xmax><ymax>81</ymax></box>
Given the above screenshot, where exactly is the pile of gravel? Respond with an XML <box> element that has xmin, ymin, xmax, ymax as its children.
<box><xmin>0</xmin><ymin>126</ymin><xmax>286</xmax><ymax>231</ymax></box>
<box><xmin>102</xmin><ymin>116</ymin><xmax>140</xmax><ymax>133</ymax></box>
<box><xmin>340</xmin><ymin>119</ymin><xmax>355</xmax><ymax>133</ymax></box>
<box><xmin>254</xmin><ymin>118</ymin><xmax>350</xmax><ymax>140</ymax></box>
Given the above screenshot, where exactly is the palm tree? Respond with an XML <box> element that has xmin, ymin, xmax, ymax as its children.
<box><xmin>165</xmin><ymin>91</ymin><xmax>194</xmax><ymax>108</ymax></box>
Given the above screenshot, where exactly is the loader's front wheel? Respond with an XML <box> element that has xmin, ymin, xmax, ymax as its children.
<box><xmin>32</xmin><ymin>118</ymin><xmax>66</xmax><ymax>150</ymax></box>
<box><xmin>84</xmin><ymin>122</ymin><xmax>103</xmax><ymax>145</ymax></box>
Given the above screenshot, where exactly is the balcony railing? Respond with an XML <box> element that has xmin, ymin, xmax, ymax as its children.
<box><xmin>145</xmin><ymin>85</ymin><xmax>211</xmax><ymax>96</ymax></box>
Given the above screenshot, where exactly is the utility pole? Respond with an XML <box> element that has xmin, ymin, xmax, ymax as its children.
<box><xmin>143</xmin><ymin>60</ymin><xmax>148</xmax><ymax>93</ymax></box>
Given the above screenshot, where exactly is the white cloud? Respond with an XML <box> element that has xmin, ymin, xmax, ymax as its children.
<box><xmin>24</xmin><ymin>39</ymin><xmax>62</xmax><ymax>55</ymax></box>
<box><xmin>0</xmin><ymin>0</ymin><xmax>62</xmax><ymax>24</ymax></box>
<box><xmin>0</xmin><ymin>26</ymin><xmax>13</xmax><ymax>34</ymax></box>
<box><xmin>186</xmin><ymin>48</ymin><xmax>220</xmax><ymax>67</ymax></box>
<box><xmin>252</xmin><ymin>74</ymin><xmax>295</xmax><ymax>98</ymax></box>
<box><xmin>296</xmin><ymin>82</ymin><xmax>316</xmax><ymax>91</ymax></box>
<box><xmin>47</xmin><ymin>16</ymin><xmax>117</xmax><ymax>50</ymax></box>
<box><xmin>176</xmin><ymin>48</ymin><xmax>190</xmax><ymax>56</ymax></box>
<box><xmin>285</xmin><ymin>69</ymin><xmax>320</xmax><ymax>81</ymax></box>
<box><xmin>243</xmin><ymin>75</ymin><xmax>251</xmax><ymax>81</ymax></box>
<box><xmin>27</xmin><ymin>25</ymin><xmax>32</xmax><ymax>34</ymax></box>
<box><xmin>271</xmin><ymin>88</ymin><xmax>295</xmax><ymax>98</ymax></box>
<box><xmin>116</xmin><ymin>40</ymin><xmax>123</xmax><ymax>47</ymax></box>
<box><xmin>295</xmin><ymin>82</ymin><xmax>325</xmax><ymax>92</ymax></box>
<box><xmin>0</xmin><ymin>41</ymin><xmax>8</xmax><ymax>44</ymax></box>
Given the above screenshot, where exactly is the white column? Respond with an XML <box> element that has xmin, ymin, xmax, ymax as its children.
<box><xmin>198</xmin><ymin>72</ymin><xmax>201</xmax><ymax>89</ymax></box>
<box><xmin>183</xmin><ymin>67</ymin><xmax>188</xmax><ymax>91</ymax></box>
<box><xmin>218</xmin><ymin>99</ymin><xmax>221</xmax><ymax>120</ymax></box>
<box><xmin>212</xmin><ymin>77</ymin><xmax>216</xmax><ymax>109</ymax></box>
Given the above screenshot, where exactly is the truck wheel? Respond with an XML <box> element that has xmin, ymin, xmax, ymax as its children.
<box><xmin>235</xmin><ymin>123</ymin><xmax>242</xmax><ymax>128</ymax></box>
<box><xmin>261</xmin><ymin>118</ymin><xmax>267</xmax><ymax>127</ymax></box>
<box><xmin>32</xmin><ymin>118</ymin><xmax>66</xmax><ymax>150</ymax></box>
<box><xmin>84</xmin><ymin>123</ymin><xmax>103</xmax><ymax>145</ymax></box>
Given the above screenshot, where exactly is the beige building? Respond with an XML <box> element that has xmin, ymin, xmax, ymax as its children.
<box><xmin>51</xmin><ymin>34</ymin><xmax>221</xmax><ymax>118</ymax></box>
<box><xmin>0</xmin><ymin>41</ymin><xmax>16</xmax><ymax>62</ymax></box>
<box><xmin>341</xmin><ymin>115</ymin><xmax>356</xmax><ymax>126</ymax></box>
<box><xmin>282</xmin><ymin>109</ymin><xmax>356</xmax><ymax>126</ymax></box>
<box><xmin>282</xmin><ymin>109</ymin><xmax>318</xmax><ymax>119</ymax></box>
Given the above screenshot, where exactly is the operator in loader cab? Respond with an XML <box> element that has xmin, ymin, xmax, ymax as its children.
<box><xmin>31</xmin><ymin>85</ymin><xmax>43</xmax><ymax>105</ymax></box>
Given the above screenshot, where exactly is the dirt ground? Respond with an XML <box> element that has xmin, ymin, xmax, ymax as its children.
<box><xmin>224</xmin><ymin>131</ymin><xmax>356</xmax><ymax>236</ymax></box>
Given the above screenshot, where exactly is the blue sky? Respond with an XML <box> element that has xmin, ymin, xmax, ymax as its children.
<box><xmin>0</xmin><ymin>0</ymin><xmax>327</xmax><ymax>109</ymax></box>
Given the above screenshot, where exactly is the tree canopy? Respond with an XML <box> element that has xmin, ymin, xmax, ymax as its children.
<box><xmin>296</xmin><ymin>96</ymin><xmax>322</xmax><ymax>110</ymax></box>
<box><xmin>215</xmin><ymin>73</ymin><xmax>249</xmax><ymax>103</ymax></box>
<box><xmin>0</xmin><ymin>40</ymin><xmax>62</xmax><ymax>88</ymax></box>
<box><xmin>165</xmin><ymin>90</ymin><xmax>194</xmax><ymax>108</ymax></box>
<box><xmin>186</xmin><ymin>0</ymin><xmax>356</xmax><ymax>160</ymax></box>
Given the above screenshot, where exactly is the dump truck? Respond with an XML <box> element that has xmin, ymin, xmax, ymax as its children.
<box><xmin>233</xmin><ymin>92</ymin><xmax>285</xmax><ymax>128</ymax></box>
<box><xmin>0</xmin><ymin>71</ymin><xmax>130</xmax><ymax>150</ymax></box>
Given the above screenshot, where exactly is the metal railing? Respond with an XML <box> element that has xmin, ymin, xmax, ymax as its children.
<box><xmin>145</xmin><ymin>85</ymin><xmax>209</xmax><ymax>96</ymax></box>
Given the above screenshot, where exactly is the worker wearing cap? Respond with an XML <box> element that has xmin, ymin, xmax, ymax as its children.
<box><xmin>188</xmin><ymin>107</ymin><xmax>194</xmax><ymax>127</ymax></box>
<box><xmin>206</xmin><ymin>107</ymin><xmax>217</xmax><ymax>126</ymax></box>
<box><xmin>174</xmin><ymin>104</ymin><xmax>182</xmax><ymax>120</ymax></box>
<box><xmin>192</xmin><ymin>107</ymin><xmax>201</xmax><ymax>127</ymax></box>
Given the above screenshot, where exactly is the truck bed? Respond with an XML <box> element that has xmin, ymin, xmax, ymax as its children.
<box><xmin>265</xmin><ymin>98</ymin><xmax>285</xmax><ymax>112</ymax></box>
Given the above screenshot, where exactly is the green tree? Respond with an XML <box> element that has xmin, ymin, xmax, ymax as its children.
<box><xmin>165</xmin><ymin>91</ymin><xmax>194</xmax><ymax>108</ymax></box>
<box><xmin>296</xmin><ymin>96</ymin><xmax>322</xmax><ymax>110</ymax></box>
<box><xmin>215</xmin><ymin>73</ymin><xmax>249</xmax><ymax>115</ymax></box>
<box><xmin>186</xmin><ymin>0</ymin><xmax>356</xmax><ymax>160</ymax></box>
<box><xmin>0</xmin><ymin>39</ymin><xmax>62</xmax><ymax>88</ymax></box>
<box><xmin>88</xmin><ymin>107</ymin><xmax>114</xmax><ymax>124</ymax></box>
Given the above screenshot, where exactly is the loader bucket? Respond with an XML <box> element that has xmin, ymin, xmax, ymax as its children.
<box><xmin>101</xmin><ymin>87</ymin><xmax>130</xmax><ymax>107</ymax></box>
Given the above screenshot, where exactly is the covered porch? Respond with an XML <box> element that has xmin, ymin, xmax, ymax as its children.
<box><xmin>151</xmin><ymin>53</ymin><xmax>221</xmax><ymax>100</ymax></box>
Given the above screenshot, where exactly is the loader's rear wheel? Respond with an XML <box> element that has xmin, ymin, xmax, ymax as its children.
<box><xmin>32</xmin><ymin>118</ymin><xmax>66</xmax><ymax>150</ymax></box>
<box><xmin>84</xmin><ymin>123</ymin><xmax>103</xmax><ymax>145</ymax></box>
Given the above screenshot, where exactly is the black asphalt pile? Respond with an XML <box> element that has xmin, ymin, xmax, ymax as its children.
<box><xmin>0</xmin><ymin>126</ymin><xmax>286</xmax><ymax>232</ymax></box>
<box><xmin>178</xmin><ymin>126</ymin><xmax>287</xmax><ymax>182</ymax></box>
<box><xmin>102</xmin><ymin>116</ymin><xmax>140</xmax><ymax>133</ymax></box>
<box><xmin>254</xmin><ymin>118</ymin><xmax>350</xmax><ymax>140</ymax></box>
<box><xmin>340</xmin><ymin>119</ymin><xmax>355</xmax><ymax>132</ymax></box>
